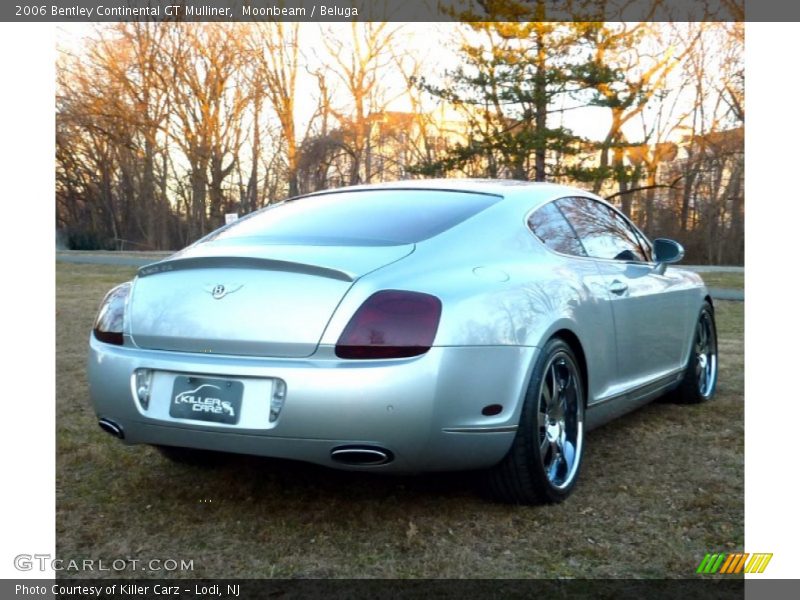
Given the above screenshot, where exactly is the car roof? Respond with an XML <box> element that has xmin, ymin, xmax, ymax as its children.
<box><xmin>297</xmin><ymin>179</ymin><xmax>600</xmax><ymax>209</ymax></box>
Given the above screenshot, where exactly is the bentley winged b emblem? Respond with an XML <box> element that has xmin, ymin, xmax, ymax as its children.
<box><xmin>203</xmin><ymin>283</ymin><xmax>244</xmax><ymax>300</ymax></box>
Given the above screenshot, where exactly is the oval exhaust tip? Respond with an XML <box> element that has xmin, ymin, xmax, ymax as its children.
<box><xmin>98</xmin><ymin>418</ymin><xmax>124</xmax><ymax>440</ymax></box>
<box><xmin>331</xmin><ymin>446</ymin><xmax>393</xmax><ymax>466</ymax></box>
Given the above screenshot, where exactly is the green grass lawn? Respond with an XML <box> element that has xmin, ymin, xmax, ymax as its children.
<box><xmin>697</xmin><ymin>272</ymin><xmax>744</xmax><ymax>290</ymax></box>
<box><xmin>56</xmin><ymin>263</ymin><xmax>743</xmax><ymax>578</ymax></box>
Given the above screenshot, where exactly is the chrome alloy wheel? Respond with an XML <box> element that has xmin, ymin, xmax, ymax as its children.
<box><xmin>537</xmin><ymin>353</ymin><xmax>584</xmax><ymax>490</ymax></box>
<box><xmin>695</xmin><ymin>311</ymin><xmax>718</xmax><ymax>398</ymax></box>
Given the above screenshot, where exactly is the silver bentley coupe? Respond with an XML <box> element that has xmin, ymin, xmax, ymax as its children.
<box><xmin>88</xmin><ymin>179</ymin><xmax>717</xmax><ymax>504</ymax></box>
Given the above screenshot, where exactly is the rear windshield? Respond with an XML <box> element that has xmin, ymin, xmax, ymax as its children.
<box><xmin>207</xmin><ymin>189</ymin><xmax>501</xmax><ymax>246</ymax></box>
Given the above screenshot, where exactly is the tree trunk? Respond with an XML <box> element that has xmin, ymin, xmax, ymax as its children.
<box><xmin>246</xmin><ymin>93</ymin><xmax>261</xmax><ymax>214</ymax></box>
<box><xmin>726</xmin><ymin>160</ymin><xmax>744</xmax><ymax>264</ymax></box>
<box><xmin>644</xmin><ymin>183</ymin><xmax>656</xmax><ymax>233</ymax></box>
<box><xmin>190</xmin><ymin>164</ymin><xmax>207</xmax><ymax>241</ymax></box>
<box><xmin>613</xmin><ymin>143</ymin><xmax>631</xmax><ymax>215</ymax></box>
<box><xmin>159</xmin><ymin>148</ymin><xmax>170</xmax><ymax>249</ymax></box>
<box><xmin>142</xmin><ymin>138</ymin><xmax>157</xmax><ymax>249</ymax></box>
<box><xmin>287</xmin><ymin>136</ymin><xmax>299</xmax><ymax>197</ymax></box>
<box><xmin>680</xmin><ymin>162</ymin><xmax>696</xmax><ymax>234</ymax></box>
<box><xmin>533</xmin><ymin>32</ymin><xmax>547</xmax><ymax>182</ymax></box>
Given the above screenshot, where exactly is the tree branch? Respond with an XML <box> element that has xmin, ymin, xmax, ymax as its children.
<box><xmin>604</xmin><ymin>176</ymin><xmax>683</xmax><ymax>202</ymax></box>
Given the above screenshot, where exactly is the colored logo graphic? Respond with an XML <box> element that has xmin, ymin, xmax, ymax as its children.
<box><xmin>696</xmin><ymin>552</ymin><xmax>773</xmax><ymax>574</ymax></box>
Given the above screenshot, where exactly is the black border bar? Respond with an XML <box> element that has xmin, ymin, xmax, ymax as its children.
<box><xmin>2</xmin><ymin>578</ymin><xmax>755</xmax><ymax>600</ymax></box>
<box><xmin>4</xmin><ymin>0</ymin><xmax>791</xmax><ymax>23</ymax></box>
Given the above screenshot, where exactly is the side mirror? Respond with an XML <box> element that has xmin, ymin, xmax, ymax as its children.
<box><xmin>652</xmin><ymin>238</ymin><xmax>684</xmax><ymax>274</ymax></box>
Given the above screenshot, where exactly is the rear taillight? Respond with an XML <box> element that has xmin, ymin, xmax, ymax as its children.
<box><xmin>93</xmin><ymin>282</ymin><xmax>131</xmax><ymax>346</ymax></box>
<box><xmin>335</xmin><ymin>290</ymin><xmax>442</xmax><ymax>359</ymax></box>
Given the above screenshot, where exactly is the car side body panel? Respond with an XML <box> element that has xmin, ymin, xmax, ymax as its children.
<box><xmin>87</xmin><ymin>180</ymin><xmax>711</xmax><ymax>472</ymax></box>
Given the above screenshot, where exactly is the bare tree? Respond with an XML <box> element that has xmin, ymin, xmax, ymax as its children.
<box><xmin>58</xmin><ymin>23</ymin><xmax>176</xmax><ymax>248</ymax></box>
<box><xmin>247</xmin><ymin>22</ymin><xmax>301</xmax><ymax>197</ymax></box>
<box><xmin>166</xmin><ymin>24</ymin><xmax>248</xmax><ymax>239</ymax></box>
<box><xmin>321</xmin><ymin>22</ymin><xmax>401</xmax><ymax>185</ymax></box>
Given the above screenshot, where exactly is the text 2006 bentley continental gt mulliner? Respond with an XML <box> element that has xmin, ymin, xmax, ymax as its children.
<box><xmin>88</xmin><ymin>179</ymin><xmax>717</xmax><ymax>504</ymax></box>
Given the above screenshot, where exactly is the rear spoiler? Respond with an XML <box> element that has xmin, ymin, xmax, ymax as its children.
<box><xmin>137</xmin><ymin>256</ymin><xmax>354</xmax><ymax>282</ymax></box>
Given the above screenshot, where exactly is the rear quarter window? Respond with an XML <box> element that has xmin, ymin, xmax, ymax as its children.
<box><xmin>528</xmin><ymin>201</ymin><xmax>587</xmax><ymax>257</ymax></box>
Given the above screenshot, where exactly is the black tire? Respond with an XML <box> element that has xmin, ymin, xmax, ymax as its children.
<box><xmin>154</xmin><ymin>445</ymin><xmax>227</xmax><ymax>467</ymax></box>
<box><xmin>669</xmin><ymin>301</ymin><xmax>718</xmax><ymax>404</ymax></box>
<box><xmin>486</xmin><ymin>338</ymin><xmax>585</xmax><ymax>504</ymax></box>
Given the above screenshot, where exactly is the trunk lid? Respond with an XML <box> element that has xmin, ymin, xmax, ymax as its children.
<box><xmin>128</xmin><ymin>242</ymin><xmax>413</xmax><ymax>357</ymax></box>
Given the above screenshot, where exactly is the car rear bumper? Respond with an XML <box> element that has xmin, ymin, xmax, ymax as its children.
<box><xmin>87</xmin><ymin>336</ymin><xmax>537</xmax><ymax>472</ymax></box>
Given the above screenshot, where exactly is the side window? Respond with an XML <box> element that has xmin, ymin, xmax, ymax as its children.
<box><xmin>527</xmin><ymin>201</ymin><xmax>587</xmax><ymax>257</ymax></box>
<box><xmin>556</xmin><ymin>197</ymin><xmax>648</xmax><ymax>262</ymax></box>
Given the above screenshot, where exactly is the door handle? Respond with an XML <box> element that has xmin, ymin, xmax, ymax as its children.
<box><xmin>608</xmin><ymin>280</ymin><xmax>628</xmax><ymax>295</ymax></box>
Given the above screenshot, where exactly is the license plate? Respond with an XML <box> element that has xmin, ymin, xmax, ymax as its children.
<box><xmin>170</xmin><ymin>376</ymin><xmax>243</xmax><ymax>425</ymax></box>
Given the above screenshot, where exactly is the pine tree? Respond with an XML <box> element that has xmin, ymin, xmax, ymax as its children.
<box><xmin>410</xmin><ymin>3</ymin><xmax>595</xmax><ymax>181</ymax></box>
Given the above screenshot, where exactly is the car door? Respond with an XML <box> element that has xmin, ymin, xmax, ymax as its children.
<box><xmin>555</xmin><ymin>197</ymin><xmax>690</xmax><ymax>389</ymax></box>
<box><xmin>526</xmin><ymin>200</ymin><xmax>618</xmax><ymax>403</ymax></box>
